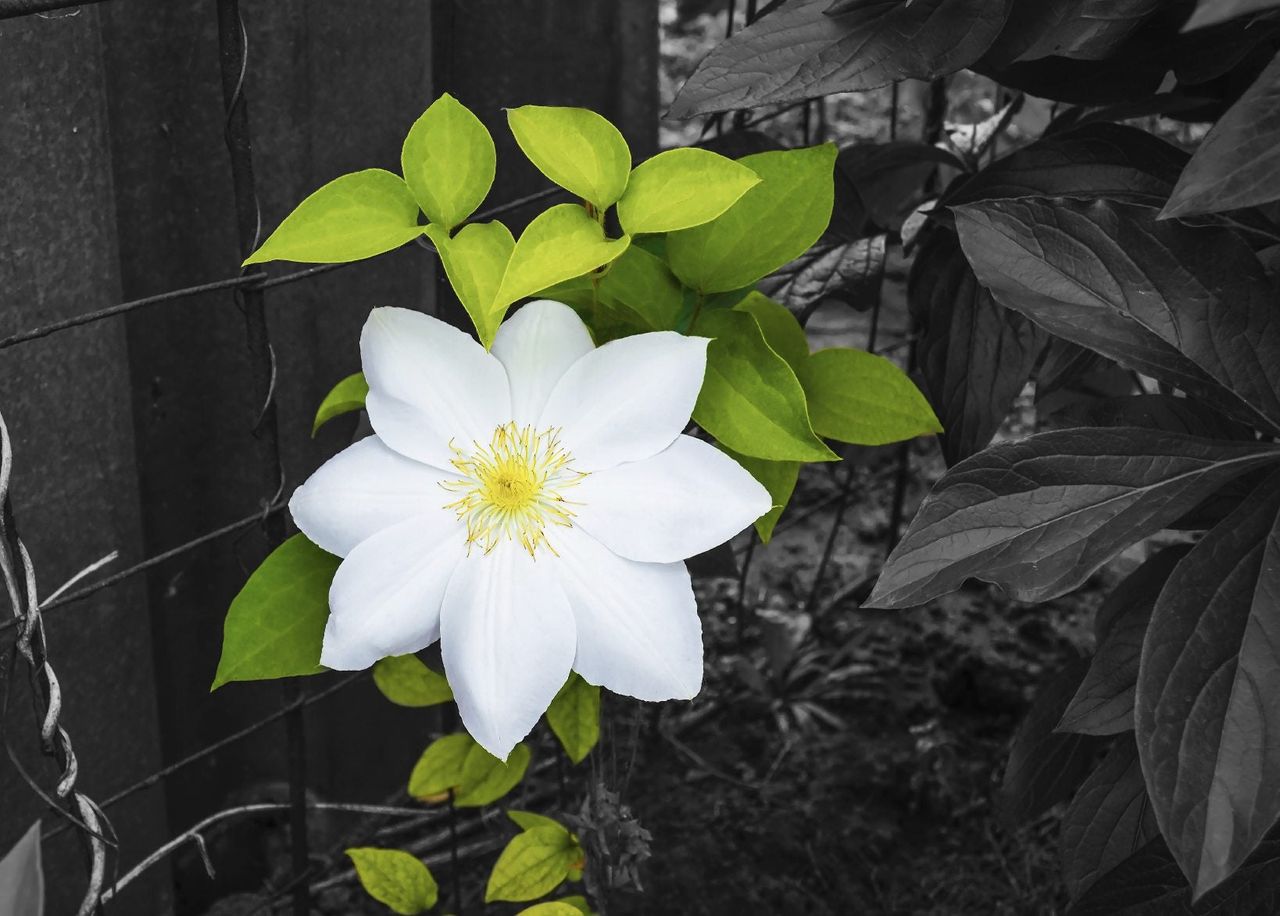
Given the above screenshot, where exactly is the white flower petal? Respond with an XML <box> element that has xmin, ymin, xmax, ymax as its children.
<box><xmin>441</xmin><ymin>544</ymin><xmax>576</xmax><ymax>759</ymax></box>
<box><xmin>538</xmin><ymin>331</ymin><xmax>708</xmax><ymax>471</ymax></box>
<box><xmin>361</xmin><ymin>306</ymin><xmax>511</xmax><ymax>469</ymax></box>
<box><xmin>491</xmin><ymin>300</ymin><xmax>596</xmax><ymax>425</ymax></box>
<box><xmin>551</xmin><ymin>526</ymin><xmax>702</xmax><ymax>701</ymax></box>
<box><xmin>320</xmin><ymin>514</ymin><xmax>466</xmax><ymax>670</ymax></box>
<box><xmin>289</xmin><ymin>436</ymin><xmax>454</xmax><ymax>557</ymax></box>
<box><xmin>571</xmin><ymin>435</ymin><xmax>771</xmax><ymax>563</ymax></box>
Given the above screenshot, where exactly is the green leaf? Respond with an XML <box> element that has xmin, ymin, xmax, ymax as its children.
<box><xmin>485</xmin><ymin>826</ymin><xmax>582</xmax><ymax>903</ymax></box>
<box><xmin>507</xmin><ymin>106</ymin><xmax>631</xmax><ymax>209</ymax></box>
<box><xmin>597</xmin><ymin>246</ymin><xmax>684</xmax><ymax>331</ymax></box>
<box><xmin>0</xmin><ymin>823</ymin><xmax>43</xmax><ymax>916</ymax></box>
<box><xmin>244</xmin><ymin>169</ymin><xmax>424</xmax><ymax>266</ymax></box>
<box><xmin>556</xmin><ymin>897</ymin><xmax>593</xmax><ymax>915</ymax></box>
<box><xmin>312</xmin><ymin>372</ymin><xmax>368</xmax><ymax>436</ymax></box>
<box><xmin>535</xmin><ymin>276</ymin><xmax>598</xmax><ymax>313</ymax></box>
<box><xmin>1059</xmin><ymin>736</ymin><xmax>1160</xmax><ymax>900</ymax></box>
<box><xmin>518</xmin><ymin>904</ymin><xmax>587</xmax><ymax>916</ymax></box>
<box><xmin>546</xmin><ymin>673</ymin><xmax>600</xmax><ymax>764</ymax></box>
<box><xmin>454</xmin><ymin>742</ymin><xmax>531</xmax><ymax>807</ymax></box>
<box><xmin>668</xmin><ymin>0</ymin><xmax>1011</xmax><ymax>116</ymax></box>
<box><xmin>401</xmin><ymin>93</ymin><xmax>496</xmax><ymax>230</ymax></box>
<box><xmin>1136</xmin><ymin>470</ymin><xmax>1280</xmax><ymax>897</ymax></box>
<box><xmin>997</xmin><ymin>660</ymin><xmax>1104</xmax><ymax>826</ymax></box>
<box><xmin>692</xmin><ymin>309</ymin><xmax>836</xmax><ymax>462</ymax></box>
<box><xmin>508</xmin><ymin>810</ymin><xmax>570</xmax><ymax>835</ymax></box>
<box><xmin>495</xmin><ymin>205</ymin><xmax>630</xmax><ymax>314</ymax></box>
<box><xmin>212</xmin><ymin>535</ymin><xmax>337</xmax><ymax>689</ymax></box>
<box><xmin>732</xmin><ymin>292</ymin><xmax>808</xmax><ymax>373</ymax></box>
<box><xmin>867</xmin><ymin>430</ymin><xmax>1280</xmax><ymax>609</ymax></box>
<box><xmin>667</xmin><ymin>145</ymin><xmax>836</xmax><ymax>293</ymax></box>
<box><xmin>372</xmin><ymin>655</ymin><xmax>453</xmax><ymax>708</ymax></box>
<box><xmin>617</xmin><ymin>147</ymin><xmax>760</xmax><ymax>235</ymax></box>
<box><xmin>346</xmin><ymin>847</ymin><xmax>438</xmax><ymax>915</ymax></box>
<box><xmin>799</xmin><ymin>348</ymin><xmax>942</xmax><ymax>446</ymax></box>
<box><xmin>1161</xmin><ymin>52</ymin><xmax>1280</xmax><ymax>218</ymax></box>
<box><xmin>425</xmin><ymin>220</ymin><xmax>515</xmax><ymax>347</ymax></box>
<box><xmin>720</xmin><ymin>447</ymin><xmax>800</xmax><ymax>543</ymax></box>
<box><xmin>1057</xmin><ymin>546</ymin><xmax>1190</xmax><ymax>737</ymax></box>
<box><xmin>408</xmin><ymin>733</ymin><xmax>475</xmax><ymax>800</ymax></box>
<box><xmin>954</xmin><ymin>198</ymin><xmax>1280</xmax><ymax>435</ymax></box>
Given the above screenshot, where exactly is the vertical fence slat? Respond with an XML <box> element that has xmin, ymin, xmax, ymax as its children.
<box><xmin>0</xmin><ymin>8</ymin><xmax>171</xmax><ymax>912</ymax></box>
<box><xmin>213</xmin><ymin>2</ymin><xmax>310</xmax><ymax>913</ymax></box>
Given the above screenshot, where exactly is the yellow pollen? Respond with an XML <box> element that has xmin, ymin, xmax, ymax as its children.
<box><xmin>441</xmin><ymin>422</ymin><xmax>586</xmax><ymax>557</ymax></box>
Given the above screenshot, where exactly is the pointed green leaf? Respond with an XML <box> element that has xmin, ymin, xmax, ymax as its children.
<box><xmin>668</xmin><ymin>144</ymin><xmax>836</xmax><ymax>293</ymax></box>
<box><xmin>692</xmin><ymin>309</ymin><xmax>836</xmax><ymax>462</ymax></box>
<box><xmin>508</xmin><ymin>106</ymin><xmax>631</xmax><ymax>209</ymax></box>
<box><xmin>799</xmin><ymin>348</ymin><xmax>942</xmax><ymax>446</ymax></box>
<box><xmin>373</xmin><ymin>655</ymin><xmax>453</xmax><ymax>708</ymax></box>
<box><xmin>1161</xmin><ymin>52</ymin><xmax>1280</xmax><ymax>217</ymax></box>
<box><xmin>546</xmin><ymin>673</ymin><xmax>600</xmax><ymax>764</ymax></box>
<box><xmin>0</xmin><ymin>823</ymin><xmax>43</xmax><ymax>916</ymax></box>
<box><xmin>454</xmin><ymin>742</ymin><xmax>531</xmax><ymax>807</ymax></box>
<box><xmin>508</xmin><ymin>810</ymin><xmax>570</xmax><ymax>835</ymax></box>
<box><xmin>534</xmin><ymin>276</ymin><xmax>598</xmax><ymax>312</ymax></box>
<box><xmin>244</xmin><ymin>169</ymin><xmax>423</xmax><ymax>265</ymax></box>
<box><xmin>212</xmin><ymin>535</ymin><xmax>337</xmax><ymax>689</ymax></box>
<box><xmin>556</xmin><ymin>897</ymin><xmax>593</xmax><ymax>915</ymax></box>
<box><xmin>408</xmin><ymin>733</ymin><xmax>475</xmax><ymax>799</ymax></box>
<box><xmin>733</xmin><ymin>292</ymin><xmax>808</xmax><ymax>373</ymax></box>
<box><xmin>426</xmin><ymin>220</ymin><xmax>515</xmax><ymax>347</ymax></box>
<box><xmin>1060</xmin><ymin>736</ymin><xmax>1160</xmax><ymax>900</ymax></box>
<box><xmin>312</xmin><ymin>372</ymin><xmax>368</xmax><ymax>436</ymax></box>
<box><xmin>1136</xmin><ymin>470</ymin><xmax>1280</xmax><ymax>897</ymax></box>
<box><xmin>1183</xmin><ymin>0</ymin><xmax>1280</xmax><ymax>30</ymax></box>
<box><xmin>518</xmin><ymin>904</ymin><xmax>586</xmax><ymax>916</ymax></box>
<box><xmin>495</xmin><ymin>204</ymin><xmax>630</xmax><ymax>313</ymax></box>
<box><xmin>868</xmin><ymin>430</ymin><xmax>1280</xmax><ymax>609</ymax></box>
<box><xmin>597</xmin><ymin>245</ymin><xmax>685</xmax><ymax>331</ymax></box>
<box><xmin>347</xmin><ymin>847</ymin><xmax>438</xmax><ymax>915</ymax></box>
<box><xmin>668</xmin><ymin>0</ymin><xmax>1012</xmax><ymax>116</ymax></box>
<box><xmin>1057</xmin><ymin>546</ymin><xmax>1190</xmax><ymax>737</ymax></box>
<box><xmin>954</xmin><ymin>198</ymin><xmax>1280</xmax><ymax>435</ymax></box>
<box><xmin>720</xmin><ymin>447</ymin><xmax>800</xmax><ymax>543</ymax></box>
<box><xmin>617</xmin><ymin>147</ymin><xmax>761</xmax><ymax>235</ymax></box>
<box><xmin>485</xmin><ymin>826</ymin><xmax>582</xmax><ymax>903</ymax></box>
<box><xmin>401</xmin><ymin>93</ymin><xmax>496</xmax><ymax>231</ymax></box>
<box><xmin>998</xmin><ymin>661</ymin><xmax>1104</xmax><ymax>826</ymax></box>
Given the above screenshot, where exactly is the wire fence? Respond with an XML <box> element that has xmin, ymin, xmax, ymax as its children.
<box><xmin>0</xmin><ymin>0</ymin><xmax>930</xmax><ymax>913</ymax></box>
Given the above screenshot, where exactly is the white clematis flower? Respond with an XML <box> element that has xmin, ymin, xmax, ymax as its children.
<box><xmin>290</xmin><ymin>301</ymin><xmax>771</xmax><ymax>759</ymax></box>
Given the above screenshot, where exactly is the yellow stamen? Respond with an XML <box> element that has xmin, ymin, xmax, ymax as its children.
<box><xmin>442</xmin><ymin>422</ymin><xmax>586</xmax><ymax>557</ymax></box>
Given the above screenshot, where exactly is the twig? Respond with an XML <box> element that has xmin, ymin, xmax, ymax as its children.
<box><xmin>99</xmin><ymin>801</ymin><xmax>436</xmax><ymax>902</ymax></box>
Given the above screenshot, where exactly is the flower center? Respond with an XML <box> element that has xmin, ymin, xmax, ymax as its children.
<box><xmin>442</xmin><ymin>422</ymin><xmax>585</xmax><ymax>557</ymax></box>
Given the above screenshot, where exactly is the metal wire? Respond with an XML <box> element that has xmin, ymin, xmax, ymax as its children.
<box><xmin>0</xmin><ymin>502</ymin><xmax>285</xmax><ymax>638</ymax></box>
<box><xmin>43</xmin><ymin>672</ymin><xmax>365</xmax><ymax>846</ymax></box>
<box><xmin>0</xmin><ymin>181</ymin><xmax>563</xmax><ymax>355</ymax></box>
<box><xmin>0</xmin><ymin>411</ymin><xmax>111</xmax><ymax>916</ymax></box>
<box><xmin>0</xmin><ymin>0</ymin><xmax>107</xmax><ymax>20</ymax></box>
